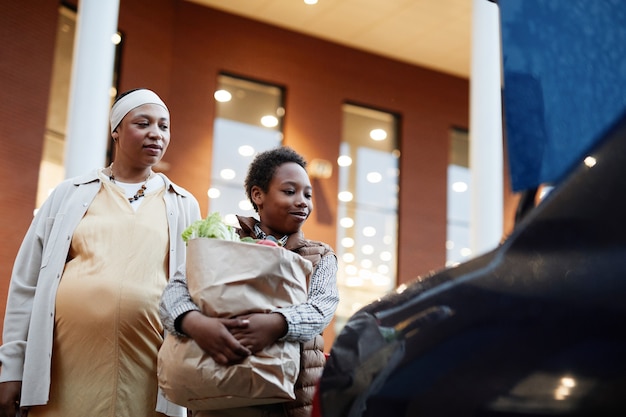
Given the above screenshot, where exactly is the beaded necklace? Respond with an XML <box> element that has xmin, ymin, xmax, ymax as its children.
<box><xmin>108</xmin><ymin>163</ymin><xmax>152</xmax><ymax>202</ymax></box>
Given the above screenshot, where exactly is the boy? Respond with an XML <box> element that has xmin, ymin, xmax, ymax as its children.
<box><xmin>160</xmin><ymin>146</ymin><xmax>339</xmax><ymax>417</ymax></box>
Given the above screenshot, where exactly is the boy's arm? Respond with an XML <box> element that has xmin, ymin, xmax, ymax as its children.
<box><xmin>272</xmin><ymin>254</ymin><xmax>339</xmax><ymax>342</ymax></box>
<box><xmin>159</xmin><ymin>264</ymin><xmax>202</xmax><ymax>336</ymax></box>
<box><xmin>160</xmin><ymin>264</ymin><xmax>251</xmax><ymax>364</ymax></box>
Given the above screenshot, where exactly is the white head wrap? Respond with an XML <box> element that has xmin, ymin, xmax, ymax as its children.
<box><xmin>109</xmin><ymin>89</ymin><xmax>169</xmax><ymax>134</ymax></box>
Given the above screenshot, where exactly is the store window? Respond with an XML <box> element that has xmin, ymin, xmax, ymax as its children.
<box><xmin>334</xmin><ymin>104</ymin><xmax>400</xmax><ymax>332</ymax></box>
<box><xmin>208</xmin><ymin>74</ymin><xmax>285</xmax><ymax>225</ymax></box>
<box><xmin>446</xmin><ymin>127</ymin><xmax>471</xmax><ymax>267</ymax></box>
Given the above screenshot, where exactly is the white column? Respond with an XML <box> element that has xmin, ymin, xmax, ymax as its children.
<box><xmin>64</xmin><ymin>0</ymin><xmax>120</xmax><ymax>178</ymax></box>
<box><xmin>469</xmin><ymin>0</ymin><xmax>503</xmax><ymax>257</ymax></box>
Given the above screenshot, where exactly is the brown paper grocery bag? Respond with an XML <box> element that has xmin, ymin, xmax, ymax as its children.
<box><xmin>158</xmin><ymin>238</ymin><xmax>312</xmax><ymax>410</ymax></box>
<box><xmin>186</xmin><ymin>238</ymin><xmax>311</xmax><ymax>317</ymax></box>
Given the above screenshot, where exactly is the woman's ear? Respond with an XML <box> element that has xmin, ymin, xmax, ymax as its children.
<box><xmin>111</xmin><ymin>131</ymin><xmax>119</xmax><ymax>143</ymax></box>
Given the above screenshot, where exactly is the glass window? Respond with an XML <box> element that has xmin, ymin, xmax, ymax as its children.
<box><xmin>208</xmin><ymin>74</ymin><xmax>285</xmax><ymax>224</ymax></box>
<box><xmin>335</xmin><ymin>104</ymin><xmax>400</xmax><ymax>332</ymax></box>
<box><xmin>446</xmin><ymin>128</ymin><xmax>471</xmax><ymax>267</ymax></box>
<box><xmin>37</xmin><ymin>6</ymin><xmax>77</xmax><ymax>208</ymax></box>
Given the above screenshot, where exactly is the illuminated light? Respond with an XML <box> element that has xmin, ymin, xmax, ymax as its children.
<box><xmin>348</xmin><ymin>278</ymin><xmax>364</xmax><ymax>291</ymax></box>
<box><xmin>345</xmin><ymin>265</ymin><xmax>358</xmax><ymax>275</ymax></box>
<box><xmin>261</xmin><ymin>115</ymin><xmax>279</xmax><ymax>128</ymax></box>
<box><xmin>377</xmin><ymin>265</ymin><xmax>389</xmax><ymax>274</ymax></box>
<box><xmin>238</xmin><ymin>145</ymin><xmax>254</xmax><ymax>156</ymax></box>
<box><xmin>360</xmin><ymin>259</ymin><xmax>373</xmax><ymax>268</ymax></box>
<box><xmin>446</xmin><ymin>240</ymin><xmax>455</xmax><ymax>250</ymax></box>
<box><xmin>238</xmin><ymin>199</ymin><xmax>253</xmax><ymax>211</ymax></box>
<box><xmin>342</xmin><ymin>253</ymin><xmax>355</xmax><ymax>263</ymax></box>
<box><xmin>111</xmin><ymin>32</ymin><xmax>122</xmax><ymax>45</ymax></box>
<box><xmin>584</xmin><ymin>156</ymin><xmax>596</xmax><ymax>167</ymax></box>
<box><xmin>337</xmin><ymin>155</ymin><xmax>352</xmax><ymax>167</ymax></box>
<box><xmin>340</xmin><ymin>217</ymin><xmax>354</xmax><ymax>228</ymax></box>
<box><xmin>341</xmin><ymin>237</ymin><xmax>355</xmax><ymax>248</ymax></box>
<box><xmin>460</xmin><ymin>247</ymin><xmax>472</xmax><ymax>257</ymax></box>
<box><xmin>363</xmin><ymin>226</ymin><xmax>376</xmax><ymax>237</ymax></box>
<box><xmin>361</xmin><ymin>244</ymin><xmax>374</xmax><ymax>255</ymax></box>
<box><xmin>338</xmin><ymin>191</ymin><xmax>353</xmax><ymax>202</ymax></box>
<box><xmin>370</xmin><ymin>128</ymin><xmax>387</xmax><ymax>141</ymax></box>
<box><xmin>366</xmin><ymin>172</ymin><xmax>382</xmax><ymax>183</ymax></box>
<box><xmin>452</xmin><ymin>181</ymin><xmax>468</xmax><ymax>192</ymax></box>
<box><xmin>220</xmin><ymin>168</ymin><xmax>236</xmax><ymax>180</ymax></box>
<box><xmin>379</xmin><ymin>251</ymin><xmax>392</xmax><ymax>261</ymax></box>
<box><xmin>214</xmin><ymin>89</ymin><xmax>232</xmax><ymax>102</ymax></box>
<box><xmin>207</xmin><ymin>188</ymin><xmax>221</xmax><ymax>198</ymax></box>
<box><xmin>372</xmin><ymin>274</ymin><xmax>391</xmax><ymax>286</ymax></box>
<box><xmin>359</xmin><ymin>269</ymin><xmax>373</xmax><ymax>280</ymax></box>
<box><xmin>309</xmin><ymin>159</ymin><xmax>333</xmax><ymax>179</ymax></box>
<box><xmin>554</xmin><ymin>385</ymin><xmax>570</xmax><ymax>400</ymax></box>
<box><xmin>224</xmin><ymin>213</ymin><xmax>238</xmax><ymax>226</ymax></box>
<box><xmin>561</xmin><ymin>377</ymin><xmax>576</xmax><ymax>388</ymax></box>
<box><xmin>304</xmin><ymin>0</ymin><xmax>318</xmax><ymax>4</ymax></box>
<box><xmin>539</xmin><ymin>185</ymin><xmax>554</xmax><ymax>201</ymax></box>
<box><xmin>276</xmin><ymin>107</ymin><xmax>285</xmax><ymax>117</ymax></box>
<box><xmin>351</xmin><ymin>302</ymin><xmax>364</xmax><ymax>313</ymax></box>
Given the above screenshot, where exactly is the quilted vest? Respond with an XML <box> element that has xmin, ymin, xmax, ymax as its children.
<box><xmin>235</xmin><ymin>216</ymin><xmax>332</xmax><ymax>417</ymax></box>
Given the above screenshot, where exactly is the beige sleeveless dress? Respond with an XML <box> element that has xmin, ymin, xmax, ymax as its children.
<box><xmin>29</xmin><ymin>175</ymin><xmax>169</xmax><ymax>417</ymax></box>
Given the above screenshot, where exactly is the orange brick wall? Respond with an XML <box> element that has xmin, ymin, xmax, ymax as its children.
<box><xmin>0</xmin><ymin>1</ymin><xmax>59</xmax><ymax>336</ymax></box>
<box><xmin>0</xmin><ymin>0</ymin><xmax>470</xmax><ymax>340</ymax></box>
<box><xmin>154</xmin><ymin>2</ymin><xmax>469</xmax><ymax>284</ymax></box>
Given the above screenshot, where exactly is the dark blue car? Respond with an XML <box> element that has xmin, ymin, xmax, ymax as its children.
<box><xmin>315</xmin><ymin>1</ymin><xmax>626</xmax><ymax>415</ymax></box>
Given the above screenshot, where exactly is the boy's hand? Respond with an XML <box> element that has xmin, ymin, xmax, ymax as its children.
<box><xmin>180</xmin><ymin>311</ymin><xmax>251</xmax><ymax>365</ymax></box>
<box><xmin>230</xmin><ymin>312</ymin><xmax>288</xmax><ymax>353</ymax></box>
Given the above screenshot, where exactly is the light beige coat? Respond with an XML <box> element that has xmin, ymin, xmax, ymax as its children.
<box><xmin>0</xmin><ymin>169</ymin><xmax>200</xmax><ymax>415</ymax></box>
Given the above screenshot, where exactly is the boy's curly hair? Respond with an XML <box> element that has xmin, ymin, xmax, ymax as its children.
<box><xmin>245</xmin><ymin>146</ymin><xmax>307</xmax><ymax>212</ymax></box>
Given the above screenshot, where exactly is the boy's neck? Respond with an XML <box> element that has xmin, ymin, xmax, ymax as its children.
<box><xmin>253</xmin><ymin>223</ymin><xmax>289</xmax><ymax>246</ymax></box>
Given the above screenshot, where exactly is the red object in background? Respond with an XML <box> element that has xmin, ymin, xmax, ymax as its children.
<box><xmin>257</xmin><ymin>239</ymin><xmax>279</xmax><ymax>247</ymax></box>
<box><xmin>311</xmin><ymin>380</ymin><xmax>322</xmax><ymax>417</ymax></box>
<box><xmin>311</xmin><ymin>353</ymin><xmax>330</xmax><ymax>417</ymax></box>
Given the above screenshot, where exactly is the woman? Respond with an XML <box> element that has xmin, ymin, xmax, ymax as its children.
<box><xmin>0</xmin><ymin>89</ymin><xmax>201</xmax><ymax>417</ymax></box>
<box><xmin>160</xmin><ymin>146</ymin><xmax>339</xmax><ymax>417</ymax></box>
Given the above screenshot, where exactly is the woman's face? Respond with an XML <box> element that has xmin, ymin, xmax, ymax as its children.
<box><xmin>253</xmin><ymin>162</ymin><xmax>313</xmax><ymax>236</ymax></box>
<box><xmin>113</xmin><ymin>103</ymin><xmax>170</xmax><ymax>169</ymax></box>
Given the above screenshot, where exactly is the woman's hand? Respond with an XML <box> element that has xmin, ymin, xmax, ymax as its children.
<box><xmin>0</xmin><ymin>381</ymin><xmax>21</xmax><ymax>417</ymax></box>
<box><xmin>230</xmin><ymin>312</ymin><xmax>287</xmax><ymax>353</ymax></box>
<box><xmin>180</xmin><ymin>311</ymin><xmax>251</xmax><ymax>365</ymax></box>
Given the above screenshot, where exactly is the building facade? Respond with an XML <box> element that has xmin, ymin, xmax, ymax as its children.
<box><xmin>1</xmin><ymin>0</ymin><xmax>477</xmax><ymax>344</ymax></box>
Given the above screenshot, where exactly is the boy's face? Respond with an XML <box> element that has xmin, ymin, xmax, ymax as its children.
<box><xmin>253</xmin><ymin>162</ymin><xmax>313</xmax><ymax>236</ymax></box>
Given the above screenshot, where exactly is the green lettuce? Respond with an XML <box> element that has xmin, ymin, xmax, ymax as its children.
<box><xmin>182</xmin><ymin>212</ymin><xmax>241</xmax><ymax>243</ymax></box>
